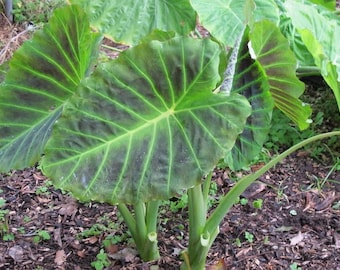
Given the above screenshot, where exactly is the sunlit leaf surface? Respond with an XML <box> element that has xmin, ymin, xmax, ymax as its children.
<box><xmin>0</xmin><ymin>5</ymin><xmax>102</xmax><ymax>172</ymax></box>
<box><xmin>190</xmin><ymin>0</ymin><xmax>279</xmax><ymax>46</ymax></box>
<box><xmin>69</xmin><ymin>0</ymin><xmax>196</xmax><ymax>45</ymax></box>
<box><xmin>284</xmin><ymin>0</ymin><xmax>340</xmax><ymax>111</ymax></box>
<box><xmin>41</xmin><ymin>37</ymin><xmax>251</xmax><ymax>204</ymax></box>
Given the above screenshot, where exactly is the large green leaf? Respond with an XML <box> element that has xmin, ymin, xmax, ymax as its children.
<box><xmin>41</xmin><ymin>37</ymin><xmax>251</xmax><ymax>204</ymax></box>
<box><xmin>68</xmin><ymin>0</ymin><xmax>196</xmax><ymax>45</ymax></box>
<box><xmin>276</xmin><ymin>0</ymin><xmax>337</xmax><ymax>70</ymax></box>
<box><xmin>223</xmin><ymin>27</ymin><xmax>273</xmax><ymax>170</ymax></box>
<box><xmin>249</xmin><ymin>20</ymin><xmax>312</xmax><ymax>130</ymax></box>
<box><xmin>299</xmin><ymin>29</ymin><xmax>340</xmax><ymax>112</ymax></box>
<box><xmin>284</xmin><ymin>0</ymin><xmax>340</xmax><ymax>111</ymax></box>
<box><xmin>190</xmin><ymin>0</ymin><xmax>279</xmax><ymax>46</ymax></box>
<box><xmin>277</xmin><ymin>13</ymin><xmax>315</xmax><ymax>68</ymax></box>
<box><xmin>0</xmin><ymin>5</ymin><xmax>102</xmax><ymax>172</ymax></box>
<box><xmin>224</xmin><ymin>20</ymin><xmax>311</xmax><ymax>170</ymax></box>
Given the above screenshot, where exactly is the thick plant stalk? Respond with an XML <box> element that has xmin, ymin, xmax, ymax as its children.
<box><xmin>117</xmin><ymin>201</ymin><xmax>160</xmax><ymax>261</ymax></box>
<box><xmin>185</xmin><ymin>184</ymin><xmax>207</xmax><ymax>269</ymax></box>
<box><xmin>181</xmin><ymin>172</ymin><xmax>217</xmax><ymax>270</ymax></box>
<box><xmin>296</xmin><ymin>66</ymin><xmax>321</xmax><ymax>77</ymax></box>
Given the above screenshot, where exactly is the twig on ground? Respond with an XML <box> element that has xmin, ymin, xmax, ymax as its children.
<box><xmin>0</xmin><ymin>23</ymin><xmax>35</xmax><ymax>65</ymax></box>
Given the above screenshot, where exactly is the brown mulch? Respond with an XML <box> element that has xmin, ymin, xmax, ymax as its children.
<box><xmin>1</xmin><ymin>7</ymin><xmax>340</xmax><ymax>270</ymax></box>
<box><xmin>0</xmin><ymin>14</ymin><xmax>33</xmax><ymax>65</ymax></box>
<box><xmin>0</xmin><ymin>155</ymin><xmax>339</xmax><ymax>270</ymax></box>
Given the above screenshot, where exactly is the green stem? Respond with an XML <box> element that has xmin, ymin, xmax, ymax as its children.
<box><xmin>296</xmin><ymin>66</ymin><xmax>321</xmax><ymax>77</ymax></box>
<box><xmin>117</xmin><ymin>204</ymin><xmax>137</xmax><ymax>237</ymax></box>
<box><xmin>101</xmin><ymin>44</ymin><xmax>123</xmax><ymax>52</ymax></box>
<box><xmin>182</xmin><ymin>173</ymin><xmax>214</xmax><ymax>270</ymax></box>
<box><xmin>188</xmin><ymin>184</ymin><xmax>206</xmax><ymax>248</ymax></box>
<box><xmin>134</xmin><ymin>202</ymin><xmax>147</xmax><ymax>245</ymax></box>
<box><xmin>117</xmin><ymin>202</ymin><xmax>160</xmax><ymax>261</ymax></box>
<box><xmin>136</xmin><ymin>201</ymin><xmax>160</xmax><ymax>261</ymax></box>
<box><xmin>195</xmin><ymin>27</ymin><xmax>203</xmax><ymax>38</ymax></box>
<box><xmin>146</xmin><ymin>200</ymin><xmax>160</xmax><ymax>233</ymax></box>
<box><xmin>145</xmin><ymin>200</ymin><xmax>160</xmax><ymax>258</ymax></box>
<box><xmin>202</xmin><ymin>171</ymin><xmax>213</xmax><ymax>203</ymax></box>
<box><xmin>182</xmin><ymin>184</ymin><xmax>207</xmax><ymax>270</ymax></box>
<box><xmin>204</xmin><ymin>131</ymin><xmax>340</xmax><ymax>235</ymax></box>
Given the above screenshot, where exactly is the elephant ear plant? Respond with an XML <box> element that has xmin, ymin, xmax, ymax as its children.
<box><xmin>1</xmin><ymin>2</ymin><xmax>340</xmax><ymax>269</ymax></box>
<box><xmin>0</xmin><ymin>3</ymin><xmax>251</xmax><ymax>263</ymax></box>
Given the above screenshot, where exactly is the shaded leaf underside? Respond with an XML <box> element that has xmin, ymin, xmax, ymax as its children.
<box><xmin>224</xmin><ymin>20</ymin><xmax>311</xmax><ymax>170</ymax></box>
<box><xmin>41</xmin><ymin>37</ymin><xmax>251</xmax><ymax>204</ymax></box>
<box><xmin>224</xmin><ymin>27</ymin><xmax>273</xmax><ymax>171</ymax></box>
<box><xmin>249</xmin><ymin>20</ymin><xmax>312</xmax><ymax>130</ymax></box>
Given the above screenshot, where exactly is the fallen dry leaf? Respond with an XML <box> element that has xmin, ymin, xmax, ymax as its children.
<box><xmin>54</xmin><ymin>227</ymin><xmax>62</xmax><ymax>247</ymax></box>
<box><xmin>207</xmin><ymin>258</ymin><xmax>227</xmax><ymax>270</ymax></box>
<box><xmin>334</xmin><ymin>232</ymin><xmax>340</xmax><ymax>249</ymax></box>
<box><xmin>290</xmin><ymin>231</ymin><xmax>304</xmax><ymax>246</ymax></box>
<box><xmin>315</xmin><ymin>191</ymin><xmax>336</xmax><ymax>211</ymax></box>
<box><xmin>275</xmin><ymin>226</ymin><xmax>293</xmax><ymax>232</ymax></box>
<box><xmin>235</xmin><ymin>246</ymin><xmax>252</xmax><ymax>258</ymax></box>
<box><xmin>108</xmin><ymin>247</ymin><xmax>138</xmax><ymax>263</ymax></box>
<box><xmin>242</xmin><ymin>182</ymin><xmax>266</xmax><ymax>199</ymax></box>
<box><xmin>77</xmin><ymin>250</ymin><xmax>86</xmax><ymax>258</ymax></box>
<box><xmin>303</xmin><ymin>192</ymin><xmax>315</xmax><ymax>212</ymax></box>
<box><xmin>105</xmin><ymin>243</ymin><xmax>118</xmax><ymax>254</ymax></box>
<box><xmin>8</xmin><ymin>245</ymin><xmax>24</xmax><ymax>262</ymax></box>
<box><xmin>58</xmin><ymin>203</ymin><xmax>78</xmax><ymax>216</ymax></box>
<box><xmin>54</xmin><ymin>250</ymin><xmax>67</xmax><ymax>266</ymax></box>
<box><xmin>33</xmin><ymin>172</ymin><xmax>46</xmax><ymax>181</ymax></box>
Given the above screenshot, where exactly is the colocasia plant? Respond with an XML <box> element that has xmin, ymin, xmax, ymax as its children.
<box><xmin>0</xmin><ymin>0</ymin><xmax>339</xmax><ymax>269</ymax></box>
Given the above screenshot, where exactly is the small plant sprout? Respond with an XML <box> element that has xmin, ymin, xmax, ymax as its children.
<box><xmin>252</xmin><ymin>198</ymin><xmax>263</xmax><ymax>209</ymax></box>
<box><xmin>35</xmin><ymin>180</ymin><xmax>53</xmax><ymax>195</ymax></box>
<box><xmin>0</xmin><ymin>198</ymin><xmax>5</xmax><ymax>208</ymax></box>
<box><xmin>77</xmin><ymin>224</ymin><xmax>108</xmax><ymax>239</ymax></box>
<box><xmin>103</xmin><ymin>234</ymin><xmax>123</xmax><ymax>248</ymax></box>
<box><xmin>240</xmin><ymin>198</ymin><xmax>248</xmax><ymax>206</ymax></box>
<box><xmin>23</xmin><ymin>216</ymin><xmax>31</xmax><ymax>223</ymax></box>
<box><xmin>234</xmin><ymin>237</ymin><xmax>242</xmax><ymax>247</ymax></box>
<box><xmin>0</xmin><ymin>195</ymin><xmax>11</xmax><ymax>241</ymax></box>
<box><xmin>290</xmin><ymin>262</ymin><xmax>302</xmax><ymax>270</ymax></box>
<box><xmin>244</xmin><ymin>231</ymin><xmax>254</xmax><ymax>243</ymax></box>
<box><xmin>91</xmin><ymin>249</ymin><xmax>110</xmax><ymax>270</ymax></box>
<box><xmin>263</xmin><ymin>235</ymin><xmax>270</xmax><ymax>245</ymax></box>
<box><xmin>33</xmin><ymin>230</ymin><xmax>51</xmax><ymax>244</ymax></box>
<box><xmin>3</xmin><ymin>232</ymin><xmax>15</xmax><ymax>241</ymax></box>
<box><xmin>332</xmin><ymin>201</ymin><xmax>340</xmax><ymax>210</ymax></box>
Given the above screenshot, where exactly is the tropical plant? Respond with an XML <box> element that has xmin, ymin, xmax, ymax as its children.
<box><xmin>0</xmin><ymin>0</ymin><xmax>339</xmax><ymax>269</ymax></box>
